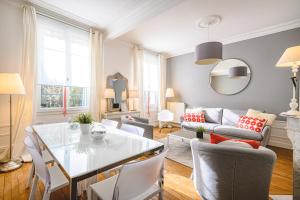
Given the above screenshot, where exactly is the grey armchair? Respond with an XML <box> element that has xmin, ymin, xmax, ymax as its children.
<box><xmin>190</xmin><ymin>138</ymin><xmax>277</xmax><ymax>200</ymax></box>
<box><xmin>121</xmin><ymin>115</ymin><xmax>154</xmax><ymax>139</ymax></box>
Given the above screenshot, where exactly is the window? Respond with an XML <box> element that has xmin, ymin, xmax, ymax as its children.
<box><xmin>37</xmin><ymin>15</ymin><xmax>90</xmax><ymax>112</ymax></box>
<box><xmin>142</xmin><ymin>51</ymin><xmax>160</xmax><ymax>114</ymax></box>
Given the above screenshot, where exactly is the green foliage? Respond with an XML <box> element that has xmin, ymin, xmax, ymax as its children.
<box><xmin>74</xmin><ymin>113</ymin><xmax>93</xmax><ymax>124</ymax></box>
<box><xmin>196</xmin><ymin>126</ymin><xmax>206</xmax><ymax>133</ymax></box>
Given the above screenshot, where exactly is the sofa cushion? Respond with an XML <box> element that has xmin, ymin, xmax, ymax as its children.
<box><xmin>210</xmin><ymin>133</ymin><xmax>260</xmax><ymax>149</ymax></box>
<box><xmin>202</xmin><ymin>108</ymin><xmax>223</xmax><ymax>124</ymax></box>
<box><xmin>181</xmin><ymin>122</ymin><xmax>219</xmax><ymax>131</ymax></box>
<box><xmin>183</xmin><ymin>112</ymin><xmax>205</xmax><ymax>123</ymax></box>
<box><xmin>213</xmin><ymin>125</ymin><xmax>263</xmax><ymax>141</ymax></box>
<box><xmin>222</xmin><ymin>109</ymin><xmax>247</xmax><ymax>126</ymax></box>
<box><xmin>237</xmin><ymin>116</ymin><xmax>267</xmax><ymax>134</ymax></box>
<box><xmin>246</xmin><ymin>109</ymin><xmax>276</xmax><ymax>126</ymax></box>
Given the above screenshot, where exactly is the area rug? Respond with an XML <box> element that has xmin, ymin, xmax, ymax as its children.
<box><xmin>157</xmin><ymin>137</ymin><xmax>193</xmax><ymax>168</ymax></box>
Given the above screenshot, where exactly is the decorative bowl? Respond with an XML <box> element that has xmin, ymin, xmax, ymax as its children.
<box><xmin>90</xmin><ymin>124</ymin><xmax>107</xmax><ymax>140</ymax></box>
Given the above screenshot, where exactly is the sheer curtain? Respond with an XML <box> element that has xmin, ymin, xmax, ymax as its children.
<box><xmin>133</xmin><ymin>46</ymin><xmax>145</xmax><ymax>115</ymax></box>
<box><xmin>12</xmin><ymin>5</ymin><xmax>37</xmax><ymax>159</ymax></box>
<box><xmin>158</xmin><ymin>54</ymin><xmax>166</xmax><ymax>111</ymax></box>
<box><xmin>89</xmin><ymin>29</ymin><xmax>104</xmax><ymax>121</ymax></box>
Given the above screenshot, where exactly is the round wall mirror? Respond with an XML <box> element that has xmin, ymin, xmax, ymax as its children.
<box><xmin>209</xmin><ymin>59</ymin><xmax>251</xmax><ymax>95</ymax></box>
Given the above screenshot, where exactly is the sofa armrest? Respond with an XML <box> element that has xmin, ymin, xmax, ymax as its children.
<box><xmin>121</xmin><ymin>118</ymin><xmax>154</xmax><ymax>139</ymax></box>
<box><xmin>132</xmin><ymin>116</ymin><xmax>149</xmax><ymax>124</ymax></box>
<box><xmin>260</xmin><ymin>125</ymin><xmax>271</xmax><ymax>146</ymax></box>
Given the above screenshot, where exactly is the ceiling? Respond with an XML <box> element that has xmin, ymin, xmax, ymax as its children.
<box><xmin>29</xmin><ymin>0</ymin><xmax>300</xmax><ymax>57</ymax></box>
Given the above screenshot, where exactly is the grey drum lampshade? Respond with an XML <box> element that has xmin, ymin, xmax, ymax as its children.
<box><xmin>195</xmin><ymin>42</ymin><xmax>223</xmax><ymax>65</ymax></box>
<box><xmin>229</xmin><ymin>66</ymin><xmax>247</xmax><ymax>78</ymax></box>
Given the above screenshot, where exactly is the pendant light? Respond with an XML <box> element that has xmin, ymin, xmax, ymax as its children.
<box><xmin>229</xmin><ymin>66</ymin><xmax>248</xmax><ymax>78</ymax></box>
<box><xmin>195</xmin><ymin>15</ymin><xmax>223</xmax><ymax>65</ymax></box>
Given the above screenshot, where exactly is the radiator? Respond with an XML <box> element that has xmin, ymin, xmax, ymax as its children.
<box><xmin>167</xmin><ymin>102</ymin><xmax>185</xmax><ymax>124</ymax></box>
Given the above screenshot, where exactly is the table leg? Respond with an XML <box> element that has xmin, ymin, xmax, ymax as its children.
<box><xmin>70</xmin><ymin>179</ymin><xmax>78</xmax><ymax>200</ymax></box>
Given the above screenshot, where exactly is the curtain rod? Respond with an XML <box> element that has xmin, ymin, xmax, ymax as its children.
<box><xmin>36</xmin><ymin>11</ymin><xmax>90</xmax><ymax>33</ymax></box>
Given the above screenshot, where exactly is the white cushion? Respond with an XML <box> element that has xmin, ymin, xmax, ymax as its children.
<box><xmin>246</xmin><ymin>109</ymin><xmax>276</xmax><ymax>126</ymax></box>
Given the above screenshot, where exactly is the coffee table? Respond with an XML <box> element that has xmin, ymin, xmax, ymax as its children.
<box><xmin>167</xmin><ymin>129</ymin><xmax>210</xmax><ymax>147</ymax></box>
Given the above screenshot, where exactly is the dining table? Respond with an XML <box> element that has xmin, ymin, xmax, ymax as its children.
<box><xmin>32</xmin><ymin>122</ymin><xmax>164</xmax><ymax>200</ymax></box>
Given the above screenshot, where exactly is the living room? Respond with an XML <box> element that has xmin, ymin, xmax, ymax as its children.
<box><xmin>0</xmin><ymin>0</ymin><xmax>300</xmax><ymax>200</ymax></box>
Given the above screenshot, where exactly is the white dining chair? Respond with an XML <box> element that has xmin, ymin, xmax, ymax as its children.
<box><xmin>25</xmin><ymin>126</ymin><xmax>55</xmax><ymax>189</ymax></box>
<box><xmin>101</xmin><ymin>119</ymin><xmax>119</xmax><ymax>128</ymax></box>
<box><xmin>88</xmin><ymin>150</ymin><xmax>167</xmax><ymax>200</ymax></box>
<box><xmin>24</xmin><ymin>136</ymin><xmax>69</xmax><ymax>200</ymax></box>
<box><xmin>120</xmin><ymin>124</ymin><xmax>144</xmax><ymax>137</ymax></box>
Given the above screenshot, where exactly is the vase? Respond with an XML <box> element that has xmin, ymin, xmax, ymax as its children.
<box><xmin>80</xmin><ymin>124</ymin><xmax>90</xmax><ymax>134</ymax></box>
<box><xmin>196</xmin><ymin>131</ymin><xmax>203</xmax><ymax>139</ymax></box>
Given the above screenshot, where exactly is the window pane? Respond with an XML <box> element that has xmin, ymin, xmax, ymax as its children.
<box><xmin>40</xmin><ymin>85</ymin><xmax>63</xmax><ymax>108</ymax></box>
<box><xmin>71</xmin><ymin>54</ymin><xmax>90</xmax><ymax>87</ymax></box>
<box><xmin>68</xmin><ymin>87</ymin><xmax>88</xmax><ymax>107</ymax></box>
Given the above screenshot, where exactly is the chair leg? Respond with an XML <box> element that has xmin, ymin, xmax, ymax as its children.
<box><xmin>159</xmin><ymin>189</ymin><xmax>164</xmax><ymax>200</ymax></box>
<box><xmin>26</xmin><ymin>163</ymin><xmax>35</xmax><ymax>188</ymax></box>
<box><xmin>29</xmin><ymin>175</ymin><xmax>38</xmax><ymax>200</ymax></box>
<box><xmin>42</xmin><ymin>186</ymin><xmax>51</xmax><ymax>200</ymax></box>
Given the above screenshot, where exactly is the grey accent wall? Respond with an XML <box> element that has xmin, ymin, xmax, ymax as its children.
<box><xmin>167</xmin><ymin>28</ymin><xmax>300</xmax><ymax>115</ymax></box>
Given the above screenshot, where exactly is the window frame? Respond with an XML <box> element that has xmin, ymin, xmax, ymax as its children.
<box><xmin>36</xmin><ymin>85</ymin><xmax>90</xmax><ymax>113</ymax></box>
<box><xmin>36</xmin><ymin>16</ymin><xmax>90</xmax><ymax>114</ymax></box>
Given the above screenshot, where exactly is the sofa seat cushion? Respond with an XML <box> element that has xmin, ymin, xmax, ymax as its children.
<box><xmin>213</xmin><ymin>125</ymin><xmax>263</xmax><ymax>141</ymax></box>
<box><xmin>181</xmin><ymin>122</ymin><xmax>219</xmax><ymax>131</ymax></box>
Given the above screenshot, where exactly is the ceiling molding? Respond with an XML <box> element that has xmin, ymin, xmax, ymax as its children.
<box><xmin>106</xmin><ymin>0</ymin><xmax>184</xmax><ymax>40</ymax></box>
<box><xmin>222</xmin><ymin>18</ymin><xmax>300</xmax><ymax>45</ymax></box>
<box><xmin>28</xmin><ymin>0</ymin><xmax>100</xmax><ymax>30</ymax></box>
<box><xmin>166</xmin><ymin>18</ymin><xmax>300</xmax><ymax>59</ymax></box>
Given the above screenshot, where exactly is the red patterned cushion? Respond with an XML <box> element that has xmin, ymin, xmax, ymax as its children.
<box><xmin>210</xmin><ymin>133</ymin><xmax>260</xmax><ymax>149</ymax></box>
<box><xmin>183</xmin><ymin>112</ymin><xmax>205</xmax><ymax>123</ymax></box>
<box><xmin>237</xmin><ymin>115</ymin><xmax>267</xmax><ymax>133</ymax></box>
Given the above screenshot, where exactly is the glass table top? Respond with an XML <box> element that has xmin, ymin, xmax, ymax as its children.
<box><xmin>33</xmin><ymin>123</ymin><xmax>164</xmax><ymax>178</ymax></box>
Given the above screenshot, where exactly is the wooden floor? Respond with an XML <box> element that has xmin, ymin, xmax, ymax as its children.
<box><xmin>0</xmin><ymin>128</ymin><xmax>293</xmax><ymax>200</ymax></box>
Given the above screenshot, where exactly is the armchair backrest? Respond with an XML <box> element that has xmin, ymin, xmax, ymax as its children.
<box><xmin>190</xmin><ymin>139</ymin><xmax>276</xmax><ymax>200</ymax></box>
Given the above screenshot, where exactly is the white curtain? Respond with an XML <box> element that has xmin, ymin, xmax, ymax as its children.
<box><xmin>158</xmin><ymin>54</ymin><xmax>166</xmax><ymax>111</ymax></box>
<box><xmin>133</xmin><ymin>46</ymin><xmax>146</xmax><ymax>116</ymax></box>
<box><xmin>89</xmin><ymin>29</ymin><xmax>104</xmax><ymax>121</ymax></box>
<box><xmin>12</xmin><ymin>5</ymin><xmax>37</xmax><ymax>159</ymax></box>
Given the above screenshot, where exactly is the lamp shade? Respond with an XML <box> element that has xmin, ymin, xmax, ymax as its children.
<box><xmin>165</xmin><ymin>88</ymin><xmax>175</xmax><ymax>98</ymax></box>
<box><xmin>129</xmin><ymin>90</ymin><xmax>138</xmax><ymax>98</ymax></box>
<box><xmin>276</xmin><ymin>46</ymin><xmax>300</xmax><ymax>67</ymax></box>
<box><xmin>0</xmin><ymin>73</ymin><xmax>25</xmax><ymax>95</ymax></box>
<box><xmin>195</xmin><ymin>42</ymin><xmax>223</xmax><ymax>65</ymax></box>
<box><xmin>103</xmin><ymin>88</ymin><xmax>115</xmax><ymax>99</ymax></box>
<box><xmin>228</xmin><ymin>66</ymin><xmax>247</xmax><ymax>78</ymax></box>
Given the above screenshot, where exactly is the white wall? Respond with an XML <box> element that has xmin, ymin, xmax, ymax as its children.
<box><xmin>0</xmin><ymin>0</ymin><xmax>23</xmax><ymax>153</ymax></box>
<box><xmin>103</xmin><ymin>39</ymin><xmax>134</xmax><ymax>88</ymax></box>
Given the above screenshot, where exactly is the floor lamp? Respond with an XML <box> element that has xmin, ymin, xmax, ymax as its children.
<box><xmin>0</xmin><ymin>73</ymin><xmax>25</xmax><ymax>172</ymax></box>
<box><xmin>276</xmin><ymin>46</ymin><xmax>300</xmax><ymax>116</ymax></box>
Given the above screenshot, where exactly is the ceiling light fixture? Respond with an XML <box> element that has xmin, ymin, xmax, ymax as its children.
<box><xmin>195</xmin><ymin>15</ymin><xmax>222</xmax><ymax>65</ymax></box>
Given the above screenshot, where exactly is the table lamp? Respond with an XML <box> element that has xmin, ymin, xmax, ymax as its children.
<box><xmin>104</xmin><ymin>88</ymin><xmax>115</xmax><ymax>112</ymax></box>
<box><xmin>165</xmin><ymin>88</ymin><xmax>175</xmax><ymax>98</ymax></box>
<box><xmin>0</xmin><ymin>73</ymin><xmax>25</xmax><ymax>172</ymax></box>
<box><xmin>129</xmin><ymin>90</ymin><xmax>138</xmax><ymax>111</ymax></box>
<box><xmin>276</xmin><ymin>45</ymin><xmax>300</xmax><ymax>116</ymax></box>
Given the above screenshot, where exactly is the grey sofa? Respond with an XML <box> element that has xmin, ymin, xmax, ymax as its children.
<box><xmin>190</xmin><ymin>138</ymin><xmax>277</xmax><ymax>200</ymax></box>
<box><xmin>181</xmin><ymin>108</ymin><xmax>272</xmax><ymax>146</ymax></box>
<box><xmin>121</xmin><ymin>116</ymin><xmax>154</xmax><ymax>139</ymax></box>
